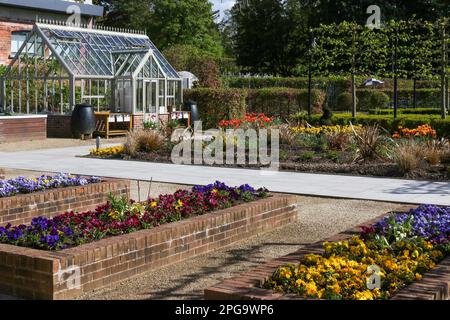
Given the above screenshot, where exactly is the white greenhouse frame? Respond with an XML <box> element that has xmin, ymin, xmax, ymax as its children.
<box><xmin>0</xmin><ymin>22</ymin><xmax>183</xmax><ymax>116</ymax></box>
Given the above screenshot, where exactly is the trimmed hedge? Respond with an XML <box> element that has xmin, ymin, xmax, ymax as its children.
<box><xmin>307</xmin><ymin>113</ymin><xmax>450</xmax><ymax>137</ymax></box>
<box><xmin>247</xmin><ymin>88</ymin><xmax>324</xmax><ymax>118</ymax></box>
<box><xmin>184</xmin><ymin>88</ymin><xmax>325</xmax><ymax>128</ymax></box>
<box><xmin>221</xmin><ymin>76</ymin><xmax>440</xmax><ymax>90</ymax></box>
<box><xmin>368</xmin><ymin>108</ymin><xmax>445</xmax><ymax>115</ymax></box>
<box><xmin>184</xmin><ymin>88</ymin><xmax>247</xmax><ymax>128</ymax></box>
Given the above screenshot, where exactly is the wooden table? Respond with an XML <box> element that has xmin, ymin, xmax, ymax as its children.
<box><xmin>95</xmin><ymin>112</ymin><xmax>133</xmax><ymax>139</ymax></box>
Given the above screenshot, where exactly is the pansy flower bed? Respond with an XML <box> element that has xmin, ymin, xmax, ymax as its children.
<box><xmin>0</xmin><ymin>173</ymin><xmax>101</xmax><ymax>198</ymax></box>
<box><xmin>0</xmin><ymin>181</ymin><xmax>268</xmax><ymax>251</ymax></box>
<box><xmin>264</xmin><ymin>205</ymin><xmax>449</xmax><ymax>300</ymax></box>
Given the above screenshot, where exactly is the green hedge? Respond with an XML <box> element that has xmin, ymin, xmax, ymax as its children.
<box><xmin>184</xmin><ymin>88</ymin><xmax>247</xmax><ymax>128</ymax></box>
<box><xmin>221</xmin><ymin>76</ymin><xmax>440</xmax><ymax>90</ymax></box>
<box><xmin>184</xmin><ymin>88</ymin><xmax>325</xmax><ymax>128</ymax></box>
<box><xmin>247</xmin><ymin>88</ymin><xmax>325</xmax><ymax>118</ymax></box>
<box><xmin>368</xmin><ymin>108</ymin><xmax>445</xmax><ymax>115</ymax></box>
<box><xmin>307</xmin><ymin>113</ymin><xmax>450</xmax><ymax>137</ymax></box>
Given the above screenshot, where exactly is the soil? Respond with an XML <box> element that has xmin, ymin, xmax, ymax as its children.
<box><xmin>103</xmin><ymin>144</ymin><xmax>450</xmax><ymax>182</ymax></box>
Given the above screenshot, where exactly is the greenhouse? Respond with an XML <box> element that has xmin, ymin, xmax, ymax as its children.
<box><xmin>0</xmin><ymin>22</ymin><xmax>183</xmax><ymax>117</ymax></box>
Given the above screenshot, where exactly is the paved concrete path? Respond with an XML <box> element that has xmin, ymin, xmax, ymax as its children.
<box><xmin>0</xmin><ymin>145</ymin><xmax>449</xmax><ymax>205</ymax></box>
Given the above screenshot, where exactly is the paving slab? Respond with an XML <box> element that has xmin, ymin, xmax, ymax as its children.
<box><xmin>0</xmin><ymin>145</ymin><xmax>448</xmax><ymax>205</ymax></box>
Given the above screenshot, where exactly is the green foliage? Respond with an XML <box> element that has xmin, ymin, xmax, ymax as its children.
<box><xmin>229</xmin><ymin>0</ymin><xmax>307</xmax><ymax>75</ymax></box>
<box><xmin>307</xmin><ymin>113</ymin><xmax>450</xmax><ymax>138</ymax></box>
<box><xmin>184</xmin><ymin>87</ymin><xmax>326</xmax><ymax>128</ymax></box>
<box><xmin>312</xmin><ymin>19</ymin><xmax>443</xmax><ymax>79</ymax></box>
<box><xmin>184</xmin><ymin>88</ymin><xmax>248</xmax><ymax>128</ymax></box>
<box><xmin>163</xmin><ymin>45</ymin><xmax>220</xmax><ymax>88</ymax></box>
<box><xmin>336</xmin><ymin>92</ymin><xmax>355</xmax><ymax>111</ymax></box>
<box><xmin>368</xmin><ymin>108</ymin><xmax>445</xmax><ymax>116</ymax></box>
<box><xmin>100</xmin><ymin>0</ymin><xmax>223</xmax><ymax>56</ymax></box>
<box><xmin>247</xmin><ymin>88</ymin><xmax>325</xmax><ymax>117</ymax></box>
<box><xmin>356</xmin><ymin>90</ymin><xmax>390</xmax><ymax>111</ymax></box>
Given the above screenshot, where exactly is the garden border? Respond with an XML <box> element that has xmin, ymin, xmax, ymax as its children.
<box><xmin>0</xmin><ymin>193</ymin><xmax>298</xmax><ymax>300</ymax></box>
<box><xmin>204</xmin><ymin>206</ymin><xmax>450</xmax><ymax>301</ymax></box>
<box><xmin>0</xmin><ymin>179</ymin><xmax>130</xmax><ymax>226</ymax></box>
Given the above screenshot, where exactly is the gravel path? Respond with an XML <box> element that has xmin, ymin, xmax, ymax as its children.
<box><xmin>77</xmin><ymin>196</ymin><xmax>404</xmax><ymax>300</ymax></box>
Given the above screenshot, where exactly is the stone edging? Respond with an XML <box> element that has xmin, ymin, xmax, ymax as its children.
<box><xmin>204</xmin><ymin>206</ymin><xmax>450</xmax><ymax>301</ymax></box>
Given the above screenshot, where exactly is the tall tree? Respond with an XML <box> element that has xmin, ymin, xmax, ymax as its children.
<box><xmin>96</xmin><ymin>0</ymin><xmax>224</xmax><ymax>56</ymax></box>
<box><xmin>230</xmin><ymin>0</ymin><xmax>305</xmax><ymax>76</ymax></box>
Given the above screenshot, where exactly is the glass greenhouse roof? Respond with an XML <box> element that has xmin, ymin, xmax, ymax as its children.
<box><xmin>35</xmin><ymin>23</ymin><xmax>180</xmax><ymax>79</ymax></box>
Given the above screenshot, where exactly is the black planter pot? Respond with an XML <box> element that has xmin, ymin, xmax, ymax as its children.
<box><xmin>71</xmin><ymin>104</ymin><xmax>96</xmax><ymax>138</ymax></box>
<box><xmin>184</xmin><ymin>100</ymin><xmax>199</xmax><ymax>122</ymax></box>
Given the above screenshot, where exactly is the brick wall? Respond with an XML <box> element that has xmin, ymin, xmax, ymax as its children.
<box><xmin>47</xmin><ymin>114</ymin><xmax>72</xmax><ymax>138</ymax></box>
<box><xmin>0</xmin><ymin>194</ymin><xmax>297</xmax><ymax>299</ymax></box>
<box><xmin>0</xmin><ymin>116</ymin><xmax>47</xmax><ymax>142</ymax></box>
<box><xmin>0</xmin><ymin>179</ymin><xmax>130</xmax><ymax>226</ymax></box>
<box><xmin>204</xmin><ymin>206</ymin><xmax>450</xmax><ymax>301</ymax></box>
<box><xmin>0</xmin><ymin>20</ymin><xmax>33</xmax><ymax>65</ymax></box>
<box><xmin>132</xmin><ymin>115</ymin><xmax>144</xmax><ymax>130</ymax></box>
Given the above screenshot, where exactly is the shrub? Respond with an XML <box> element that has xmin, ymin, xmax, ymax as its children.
<box><xmin>368</xmin><ymin>108</ymin><xmax>444</xmax><ymax>116</ymax></box>
<box><xmin>125</xmin><ymin>130</ymin><xmax>165</xmax><ymax>157</ymax></box>
<box><xmin>336</xmin><ymin>92</ymin><xmax>354</xmax><ymax>111</ymax></box>
<box><xmin>247</xmin><ymin>88</ymin><xmax>325</xmax><ymax>117</ymax></box>
<box><xmin>306</xmin><ymin>114</ymin><xmax>450</xmax><ymax>138</ymax></box>
<box><xmin>184</xmin><ymin>88</ymin><xmax>247</xmax><ymax>129</ymax></box>
<box><xmin>163</xmin><ymin>45</ymin><xmax>220</xmax><ymax>88</ymax></box>
<box><xmin>356</xmin><ymin>90</ymin><xmax>390</xmax><ymax>110</ymax></box>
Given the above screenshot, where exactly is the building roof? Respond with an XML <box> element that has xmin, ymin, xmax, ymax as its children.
<box><xmin>6</xmin><ymin>23</ymin><xmax>181</xmax><ymax>80</ymax></box>
<box><xmin>0</xmin><ymin>0</ymin><xmax>104</xmax><ymax>17</ymax></box>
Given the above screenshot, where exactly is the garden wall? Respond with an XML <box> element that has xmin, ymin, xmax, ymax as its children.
<box><xmin>0</xmin><ymin>194</ymin><xmax>297</xmax><ymax>299</ymax></box>
<box><xmin>0</xmin><ymin>115</ymin><xmax>47</xmax><ymax>142</ymax></box>
<box><xmin>47</xmin><ymin>115</ymin><xmax>72</xmax><ymax>138</ymax></box>
<box><xmin>0</xmin><ymin>179</ymin><xmax>130</xmax><ymax>226</ymax></box>
<box><xmin>204</xmin><ymin>207</ymin><xmax>450</xmax><ymax>301</ymax></box>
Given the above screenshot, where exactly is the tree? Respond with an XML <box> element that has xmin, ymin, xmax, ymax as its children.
<box><xmin>96</xmin><ymin>0</ymin><xmax>224</xmax><ymax>56</ymax></box>
<box><xmin>229</xmin><ymin>0</ymin><xmax>305</xmax><ymax>76</ymax></box>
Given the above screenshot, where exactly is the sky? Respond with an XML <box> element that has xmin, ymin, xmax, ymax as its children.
<box><xmin>210</xmin><ymin>0</ymin><xmax>235</xmax><ymax>20</ymax></box>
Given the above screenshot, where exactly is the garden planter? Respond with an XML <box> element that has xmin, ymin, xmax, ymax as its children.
<box><xmin>205</xmin><ymin>206</ymin><xmax>450</xmax><ymax>301</ymax></box>
<box><xmin>0</xmin><ymin>179</ymin><xmax>130</xmax><ymax>226</ymax></box>
<box><xmin>0</xmin><ymin>115</ymin><xmax>47</xmax><ymax>142</ymax></box>
<box><xmin>0</xmin><ymin>194</ymin><xmax>297</xmax><ymax>299</ymax></box>
<box><xmin>71</xmin><ymin>104</ymin><xmax>96</xmax><ymax>139</ymax></box>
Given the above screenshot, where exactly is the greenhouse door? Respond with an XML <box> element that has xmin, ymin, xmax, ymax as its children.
<box><xmin>145</xmin><ymin>80</ymin><xmax>158</xmax><ymax>114</ymax></box>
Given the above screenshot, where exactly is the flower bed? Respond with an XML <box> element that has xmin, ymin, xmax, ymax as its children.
<box><xmin>0</xmin><ymin>183</ymin><xmax>298</xmax><ymax>300</ymax></box>
<box><xmin>0</xmin><ymin>173</ymin><xmax>101</xmax><ymax>198</ymax></box>
<box><xmin>205</xmin><ymin>205</ymin><xmax>450</xmax><ymax>300</ymax></box>
<box><xmin>90</xmin><ymin>146</ymin><xmax>125</xmax><ymax>158</ymax></box>
<box><xmin>0</xmin><ymin>176</ymin><xmax>129</xmax><ymax>227</ymax></box>
<box><xmin>218</xmin><ymin>113</ymin><xmax>279</xmax><ymax>129</ymax></box>
<box><xmin>0</xmin><ymin>182</ymin><xmax>269</xmax><ymax>251</ymax></box>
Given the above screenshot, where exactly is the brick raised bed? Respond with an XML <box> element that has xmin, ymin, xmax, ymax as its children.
<box><xmin>0</xmin><ymin>194</ymin><xmax>297</xmax><ymax>299</ymax></box>
<box><xmin>205</xmin><ymin>207</ymin><xmax>450</xmax><ymax>301</ymax></box>
<box><xmin>0</xmin><ymin>115</ymin><xmax>47</xmax><ymax>142</ymax></box>
<box><xmin>0</xmin><ymin>179</ymin><xmax>130</xmax><ymax>226</ymax></box>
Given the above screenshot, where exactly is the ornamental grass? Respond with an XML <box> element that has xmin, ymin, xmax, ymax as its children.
<box><xmin>264</xmin><ymin>205</ymin><xmax>449</xmax><ymax>300</ymax></box>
